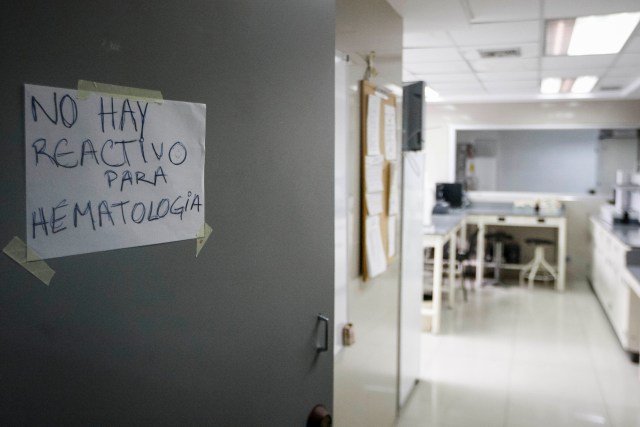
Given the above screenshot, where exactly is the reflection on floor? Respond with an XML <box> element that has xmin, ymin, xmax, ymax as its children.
<box><xmin>395</xmin><ymin>280</ymin><xmax>640</xmax><ymax>427</ymax></box>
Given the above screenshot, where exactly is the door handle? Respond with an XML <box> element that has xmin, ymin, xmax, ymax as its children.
<box><xmin>317</xmin><ymin>314</ymin><xmax>329</xmax><ymax>352</ymax></box>
<box><xmin>307</xmin><ymin>404</ymin><xmax>332</xmax><ymax>427</ymax></box>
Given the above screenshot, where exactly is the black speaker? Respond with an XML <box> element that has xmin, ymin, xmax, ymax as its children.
<box><xmin>402</xmin><ymin>81</ymin><xmax>424</xmax><ymax>151</ymax></box>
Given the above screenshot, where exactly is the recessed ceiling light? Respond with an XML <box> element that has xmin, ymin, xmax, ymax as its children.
<box><xmin>546</xmin><ymin>12</ymin><xmax>640</xmax><ymax>56</ymax></box>
<box><xmin>540</xmin><ymin>76</ymin><xmax>599</xmax><ymax>94</ymax></box>
<box><xmin>571</xmin><ymin>76</ymin><xmax>599</xmax><ymax>93</ymax></box>
<box><xmin>570</xmin><ymin>12</ymin><xmax>640</xmax><ymax>55</ymax></box>
<box><xmin>541</xmin><ymin>77</ymin><xmax>562</xmax><ymax>94</ymax></box>
<box><xmin>545</xmin><ymin>19</ymin><xmax>574</xmax><ymax>56</ymax></box>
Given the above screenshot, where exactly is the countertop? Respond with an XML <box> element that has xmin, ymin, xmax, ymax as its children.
<box><xmin>592</xmin><ymin>216</ymin><xmax>640</xmax><ymax>249</ymax></box>
<box><xmin>451</xmin><ymin>202</ymin><xmax>564</xmax><ymax>218</ymax></box>
<box><xmin>424</xmin><ymin>202</ymin><xmax>565</xmax><ymax>236</ymax></box>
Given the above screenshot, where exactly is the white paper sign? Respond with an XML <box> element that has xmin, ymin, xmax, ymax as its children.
<box><xmin>365</xmin><ymin>155</ymin><xmax>385</xmax><ymax>193</ymax></box>
<box><xmin>388</xmin><ymin>161</ymin><xmax>400</xmax><ymax>215</ymax></box>
<box><xmin>366</xmin><ymin>215</ymin><xmax>387</xmax><ymax>278</ymax></box>
<box><xmin>365</xmin><ymin>192</ymin><xmax>383</xmax><ymax>216</ymax></box>
<box><xmin>384</xmin><ymin>104</ymin><xmax>397</xmax><ymax>160</ymax></box>
<box><xmin>25</xmin><ymin>84</ymin><xmax>206</xmax><ymax>259</ymax></box>
<box><xmin>366</xmin><ymin>94</ymin><xmax>381</xmax><ymax>155</ymax></box>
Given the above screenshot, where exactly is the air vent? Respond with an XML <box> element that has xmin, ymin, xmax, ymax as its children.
<box><xmin>478</xmin><ymin>48</ymin><xmax>521</xmax><ymax>58</ymax></box>
<box><xmin>599</xmin><ymin>85</ymin><xmax>622</xmax><ymax>91</ymax></box>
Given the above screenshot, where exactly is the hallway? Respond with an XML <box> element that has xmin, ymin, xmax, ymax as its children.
<box><xmin>396</xmin><ymin>281</ymin><xmax>640</xmax><ymax>427</ymax></box>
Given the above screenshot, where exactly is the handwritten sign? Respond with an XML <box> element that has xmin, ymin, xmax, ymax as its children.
<box><xmin>25</xmin><ymin>84</ymin><xmax>206</xmax><ymax>259</ymax></box>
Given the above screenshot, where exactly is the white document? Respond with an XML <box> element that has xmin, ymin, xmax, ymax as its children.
<box><xmin>388</xmin><ymin>161</ymin><xmax>400</xmax><ymax>215</ymax></box>
<box><xmin>365</xmin><ymin>192</ymin><xmax>383</xmax><ymax>215</ymax></box>
<box><xmin>365</xmin><ymin>155</ymin><xmax>384</xmax><ymax>193</ymax></box>
<box><xmin>388</xmin><ymin>215</ymin><xmax>397</xmax><ymax>257</ymax></box>
<box><xmin>366</xmin><ymin>94</ymin><xmax>381</xmax><ymax>155</ymax></box>
<box><xmin>384</xmin><ymin>104</ymin><xmax>397</xmax><ymax>160</ymax></box>
<box><xmin>366</xmin><ymin>215</ymin><xmax>387</xmax><ymax>278</ymax></box>
<box><xmin>25</xmin><ymin>84</ymin><xmax>206</xmax><ymax>259</ymax></box>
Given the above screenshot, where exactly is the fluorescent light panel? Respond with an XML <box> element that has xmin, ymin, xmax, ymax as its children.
<box><xmin>541</xmin><ymin>77</ymin><xmax>561</xmax><ymax>94</ymax></box>
<box><xmin>545</xmin><ymin>19</ymin><xmax>574</xmax><ymax>56</ymax></box>
<box><xmin>571</xmin><ymin>76</ymin><xmax>598</xmax><ymax>93</ymax></box>
<box><xmin>546</xmin><ymin>12</ymin><xmax>640</xmax><ymax>56</ymax></box>
<box><xmin>540</xmin><ymin>76</ymin><xmax>599</xmax><ymax>94</ymax></box>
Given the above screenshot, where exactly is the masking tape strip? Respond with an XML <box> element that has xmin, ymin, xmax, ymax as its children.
<box><xmin>196</xmin><ymin>223</ymin><xmax>213</xmax><ymax>257</ymax></box>
<box><xmin>3</xmin><ymin>237</ymin><xmax>55</xmax><ymax>286</ymax></box>
<box><xmin>77</xmin><ymin>80</ymin><xmax>164</xmax><ymax>103</ymax></box>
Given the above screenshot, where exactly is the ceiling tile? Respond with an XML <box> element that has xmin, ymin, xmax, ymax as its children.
<box><xmin>483</xmin><ymin>81</ymin><xmax>540</xmax><ymax>93</ymax></box>
<box><xmin>406</xmin><ymin>61</ymin><xmax>472</xmax><ymax>74</ymax></box>
<box><xmin>543</xmin><ymin>0</ymin><xmax>640</xmax><ymax>19</ymax></box>
<box><xmin>460</xmin><ymin>43</ymin><xmax>540</xmax><ymax>61</ymax></box>
<box><xmin>615</xmin><ymin>53</ymin><xmax>640</xmax><ymax>67</ymax></box>
<box><xmin>542</xmin><ymin>55</ymin><xmax>616</xmax><ymax>70</ymax></box>
<box><xmin>413</xmin><ymin>73</ymin><xmax>479</xmax><ymax>83</ymax></box>
<box><xmin>403</xmin><ymin>47</ymin><xmax>463</xmax><ymax>63</ymax></box>
<box><xmin>471</xmin><ymin>58</ymin><xmax>539</xmax><ymax>72</ymax></box>
<box><xmin>540</xmin><ymin>68</ymin><xmax>607</xmax><ymax>78</ymax></box>
<box><xmin>467</xmin><ymin>0</ymin><xmax>541</xmax><ymax>23</ymax></box>
<box><xmin>404</xmin><ymin>30</ymin><xmax>455</xmax><ymax>48</ymax></box>
<box><xmin>596</xmin><ymin>76</ymin><xmax>635</xmax><ymax>90</ymax></box>
<box><xmin>624</xmin><ymin>36</ymin><xmax>640</xmax><ymax>53</ymax></box>
<box><xmin>399</xmin><ymin>0</ymin><xmax>640</xmax><ymax>101</ymax></box>
<box><xmin>604</xmin><ymin>67</ymin><xmax>640</xmax><ymax>78</ymax></box>
<box><xmin>402</xmin><ymin>0</ymin><xmax>471</xmax><ymax>30</ymax></box>
<box><xmin>427</xmin><ymin>81</ymin><xmax>487</xmax><ymax>95</ymax></box>
<box><xmin>449</xmin><ymin>21</ymin><xmax>540</xmax><ymax>46</ymax></box>
<box><xmin>477</xmin><ymin>71</ymin><xmax>540</xmax><ymax>82</ymax></box>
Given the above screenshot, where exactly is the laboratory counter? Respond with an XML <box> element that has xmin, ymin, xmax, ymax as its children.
<box><xmin>590</xmin><ymin>215</ymin><xmax>640</xmax><ymax>360</ymax></box>
<box><xmin>590</xmin><ymin>216</ymin><xmax>640</xmax><ymax>249</ymax></box>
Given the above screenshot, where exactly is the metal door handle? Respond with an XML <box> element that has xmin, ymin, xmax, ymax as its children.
<box><xmin>317</xmin><ymin>314</ymin><xmax>329</xmax><ymax>352</ymax></box>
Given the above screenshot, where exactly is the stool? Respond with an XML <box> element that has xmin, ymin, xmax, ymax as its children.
<box><xmin>485</xmin><ymin>232</ymin><xmax>513</xmax><ymax>286</ymax></box>
<box><xmin>519</xmin><ymin>238</ymin><xmax>557</xmax><ymax>289</ymax></box>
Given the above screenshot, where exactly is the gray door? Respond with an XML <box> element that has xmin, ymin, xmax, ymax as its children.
<box><xmin>0</xmin><ymin>1</ymin><xmax>335</xmax><ymax>425</ymax></box>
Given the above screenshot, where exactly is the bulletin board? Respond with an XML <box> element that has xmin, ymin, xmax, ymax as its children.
<box><xmin>360</xmin><ymin>80</ymin><xmax>399</xmax><ymax>281</ymax></box>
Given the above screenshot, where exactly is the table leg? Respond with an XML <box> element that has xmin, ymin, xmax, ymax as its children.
<box><xmin>448</xmin><ymin>230</ymin><xmax>457</xmax><ymax>308</ymax></box>
<box><xmin>432</xmin><ymin>241</ymin><xmax>443</xmax><ymax>334</ymax></box>
<box><xmin>475</xmin><ymin>223</ymin><xmax>485</xmax><ymax>288</ymax></box>
<box><xmin>557</xmin><ymin>218</ymin><xmax>567</xmax><ymax>291</ymax></box>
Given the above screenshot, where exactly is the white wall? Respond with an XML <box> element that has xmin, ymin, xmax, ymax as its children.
<box><xmin>496</xmin><ymin>130</ymin><xmax>598</xmax><ymax>193</ymax></box>
<box><xmin>459</xmin><ymin>129</ymin><xmax>599</xmax><ymax>193</ymax></box>
<box><xmin>335</xmin><ymin>1</ymin><xmax>403</xmax><ymax>426</ymax></box>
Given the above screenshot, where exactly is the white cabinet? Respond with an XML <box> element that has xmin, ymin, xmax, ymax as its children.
<box><xmin>590</xmin><ymin>218</ymin><xmax>640</xmax><ymax>356</ymax></box>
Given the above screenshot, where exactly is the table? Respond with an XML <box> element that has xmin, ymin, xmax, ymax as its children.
<box><xmin>464</xmin><ymin>203</ymin><xmax>567</xmax><ymax>292</ymax></box>
<box><xmin>423</xmin><ymin>202</ymin><xmax>567</xmax><ymax>334</ymax></box>
<box><xmin>422</xmin><ymin>214</ymin><xmax>465</xmax><ymax>334</ymax></box>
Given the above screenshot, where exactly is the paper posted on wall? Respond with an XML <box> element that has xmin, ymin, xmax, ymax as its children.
<box><xmin>365</xmin><ymin>192</ymin><xmax>384</xmax><ymax>216</ymax></box>
<box><xmin>366</xmin><ymin>94</ymin><xmax>381</xmax><ymax>155</ymax></box>
<box><xmin>366</xmin><ymin>215</ymin><xmax>387</xmax><ymax>278</ymax></box>
<box><xmin>384</xmin><ymin>104</ymin><xmax>397</xmax><ymax>160</ymax></box>
<box><xmin>365</xmin><ymin>155</ymin><xmax>384</xmax><ymax>193</ymax></box>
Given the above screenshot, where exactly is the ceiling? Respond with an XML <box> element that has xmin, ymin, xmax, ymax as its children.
<box><xmin>391</xmin><ymin>0</ymin><xmax>640</xmax><ymax>102</ymax></box>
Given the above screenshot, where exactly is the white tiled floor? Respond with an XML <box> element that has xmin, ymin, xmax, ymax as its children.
<box><xmin>395</xmin><ymin>280</ymin><xmax>640</xmax><ymax>427</ymax></box>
